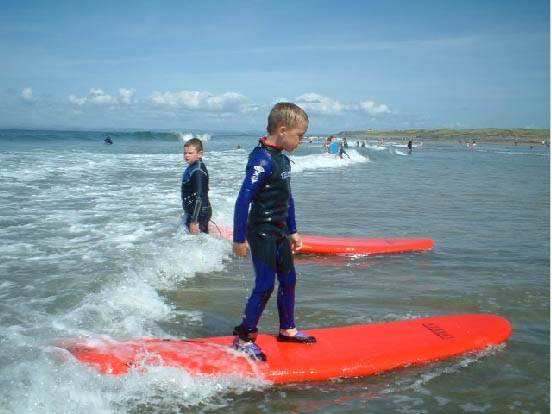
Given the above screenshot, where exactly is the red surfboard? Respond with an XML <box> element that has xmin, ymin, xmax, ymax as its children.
<box><xmin>59</xmin><ymin>314</ymin><xmax>511</xmax><ymax>384</ymax></box>
<box><xmin>300</xmin><ymin>234</ymin><xmax>434</xmax><ymax>254</ymax></box>
<box><xmin>210</xmin><ymin>225</ymin><xmax>435</xmax><ymax>255</ymax></box>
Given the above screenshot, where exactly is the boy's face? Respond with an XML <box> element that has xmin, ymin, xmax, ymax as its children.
<box><xmin>279</xmin><ymin>121</ymin><xmax>308</xmax><ymax>152</ymax></box>
<box><xmin>184</xmin><ymin>146</ymin><xmax>202</xmax><ymax>165</ymax></box>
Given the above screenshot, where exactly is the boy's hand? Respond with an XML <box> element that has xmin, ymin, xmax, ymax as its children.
<box><xmin>290</xmin><ymin>233</ymin><xmax>302</xmax><ymax>252</ymax></box>
<box><xmin>233</xmin><ymin>242</ymin><xmax>248</xmax><ymax>257</ymax></box>
<box><xmin>189</xmin><ymin>222</ymin><xmax>200</xmax><ymax>235</ymax></box>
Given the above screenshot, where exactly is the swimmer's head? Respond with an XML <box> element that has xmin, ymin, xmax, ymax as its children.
<box><xmin>267</xmin><ymin>102</ymin><xmax>309</xmax><ymax>135</ymax></box>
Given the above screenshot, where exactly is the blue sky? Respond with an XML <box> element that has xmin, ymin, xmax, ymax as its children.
<box><xmin>0</xmin><ymin>0</ymin><xmax>549</xmax><ymax>133</ymax></box>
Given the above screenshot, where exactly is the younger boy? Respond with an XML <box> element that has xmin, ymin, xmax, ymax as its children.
<box><xmin>232</xmin><ymin>102</ymin><xmax>316</xmax><ymax>361</ymax></box>
<box><xmin>181</xmin><ymin>138</ymin><xmax>212</xmax><ymax>234</ymax></box>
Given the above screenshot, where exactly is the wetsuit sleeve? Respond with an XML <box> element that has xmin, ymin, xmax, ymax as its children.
<box><xmin>180</xmin><ymin>174</ymin><xmax>186</xmax><ymax>211</ymax></box>
<box><xmin>190</xmin><ymin>167</ymin><xmax>207</xmax><ymax>222</ymax></box>
<box><xmin>287</xmin><ymin>194</ymin><xmax>297</xmax><ymax>235</ymax></box>
<box><xmin>233</xmin><ymin>153</ymin><xmax>272</xmax><ymax>243</ymax></box>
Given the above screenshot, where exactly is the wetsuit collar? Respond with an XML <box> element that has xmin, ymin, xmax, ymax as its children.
<box><xmin>260</xmin><ymin>137</ymin><xmax>283</xmax><ymax>151</ymax></box>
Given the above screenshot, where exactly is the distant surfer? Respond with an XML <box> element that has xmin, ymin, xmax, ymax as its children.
<box><xmin>338</xmin><ymin>141</ymin><xmax>350</xmax><ymax>159</ymax></box>
<box><xmin>232</xmin><ymin>103</ymin><xmax>316</xmax><ymax>361</ymax></box>
<box><xmin>407</xmin><ymin>140</ymin><xmax>412</xmax><ymax>154</ymax></box>
<box><xmin>323</xmin><ymin>136</ymin><xmax>331</xmax><ymax>153</ymax></box>
<box><xmin>104</xmin><ymin>135</ymin><xmax>113</xmax><ymax>145</ymax></box>
<box><xmin>181</xmin><ymin>138</ymin><xmax>212</xmax><ymax>234</ymax></box>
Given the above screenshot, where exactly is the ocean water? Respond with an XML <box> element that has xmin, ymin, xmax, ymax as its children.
<box><xmin>0</xmin><ymin>129</ymin><xmax>549</xmax><ymax>413</ymax></box>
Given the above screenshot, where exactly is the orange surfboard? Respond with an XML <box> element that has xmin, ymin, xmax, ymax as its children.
<box><xmin>59</xmin><ymin>314</ymin><xmax>511</xmax><ymax>384</ymax></box>
<box><xmin>210</xmin><ymin>225</ymin><xmax>435</xmax><ymax>255</ymax></box>
<box><xmin>300</xmin><ymin>234</ymin><xmax>434</xmax><ymax>254</ymax></box>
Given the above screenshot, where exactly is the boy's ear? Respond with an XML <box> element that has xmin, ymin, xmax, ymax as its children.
<box><xmin>278</xmin><ymin>125</ymin><xmax>287</xmax><ymax>136</ymax></box>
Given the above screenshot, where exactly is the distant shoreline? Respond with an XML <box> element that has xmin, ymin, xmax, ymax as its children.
<box><xmin>332</xmin><ymin>128</ymin><xmax>550</xmax><ymax>147</ymax></box>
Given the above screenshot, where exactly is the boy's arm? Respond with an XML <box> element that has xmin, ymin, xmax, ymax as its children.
<box><xmin>181</xmin><ymin>167</ymin><xmax>189</xmax><ymax>211</ymax></box>
<box><xmin>287</xmin><ymin>195</ymin><xmax>302</xmax><ymax>251</ymax></box>
<box><xmin>233</xmin><ymin>153</ymin><xmax>271</xmax><ymax>246</ymax></box>
<box><xmin>286</xmin><ymin>195</ymin><xmax>297</xmax><ymax>235</ymax></box>
<box><xmin>190</xmin><ymin>167</ymin><xmax>208</xmax><ymax>223</ymax></box>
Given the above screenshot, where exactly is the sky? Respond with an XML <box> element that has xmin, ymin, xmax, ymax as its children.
<box><xmin>0</xmin><ymin>0</ymin><xmax>549</xmax><ymax>133</ymax></box>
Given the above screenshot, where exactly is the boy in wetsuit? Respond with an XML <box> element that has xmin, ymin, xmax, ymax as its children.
<box><xmin>181</xmin><ymin>138</ymin><xmax>212</xmax><ymax>234</ymax></box>
<box><xmin>232</xmin><ymin>102</ymin><xmax>316</xmax><ymax>361</ymax></box>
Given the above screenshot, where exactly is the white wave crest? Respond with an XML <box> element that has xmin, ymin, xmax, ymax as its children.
<box><xmin>179</xmin><ymin>133</ymin><xmax>212</xmax><ymax>141</ymax></box>
<box><xmin>290</xmin><ymin>150</ymin><xmax>369</xmax><ymax>173</ymax></box>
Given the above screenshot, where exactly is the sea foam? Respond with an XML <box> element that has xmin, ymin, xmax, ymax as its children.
<box><xmin>290</xmin><ymin>150</ymin><xmax>369</xmax><ymax>173</ymax></box>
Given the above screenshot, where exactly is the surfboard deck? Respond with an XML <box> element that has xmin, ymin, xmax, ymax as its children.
<box><xmin>210</xmin><ymin>225</ymin><xmax>435</xmax><ymax>255</ymax></box>
<box><xmin>59</xmin><ymin>314</ymin><xmax>511</xmax><ymax>384</ymax></box>
<box><xmin>300</xmin><ymin>234</ymin><xmax>434</xmax><ymax>254</ymax></box>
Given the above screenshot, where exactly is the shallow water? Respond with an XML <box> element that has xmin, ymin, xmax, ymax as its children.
<box><xmin>0</xmin><ymin>130</ymin><xmax>549</xmax><ymax>413</ymax></box>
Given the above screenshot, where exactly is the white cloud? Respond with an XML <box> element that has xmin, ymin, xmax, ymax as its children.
<box><xmin>294</xmin><ymin>92</ymin><xmax>390</xmax><ymax>117</ymax></box>
<box><xmin>150</xmin><ymin>89</ymin><xmax>254</xmax><ymax>113</ymax></box>
<box><xmin>69</xmin><ymin>88</ymin><xmax>117</xmax><ymax>106</ymax></box>
<box><xmin>274</xmin><ymin>97</ymin><xmax>289</xmax><ymax>103</ymax></box>
<box><xmin>63</xmin><ymin>87</ymin><xmax>261</xmax><ymax>122</ymax></box>
<box><xmin>238</xmin><ymin>103</ymin><xmax>261</xmax><ymax>114</ymax></box>
<box><xmin>88</xmin><ymin>88</ymin><xmax>116</xmax><ymax>105</ymax></box>
<box><xmin>206</xmin><ymin>92</ymin><xmax>246</xmax><ymax>111</ymax></box>
<box><xmin>60</xmin><ymin>87</ymin><xmax>389</xmax><ymax>128</ymax></box>
<box><xmin>69</xmin><ymin>94</ymin><xmax>86</xmax><ymax>106</ymax></box>
<box><xmin>151</xmin><ymin>90</ymin><xmax>207</xmax><ymax>108</ymax></box>
<box><xmin>119</xmin><ymin>88</ymin><xmax>136</xmax><ymax>104</ymax></box>
<box><xmin>358</xmin><ymin>100</ymin><xmax>390</xmax><ymax>115</ymax></box>
<box><xmin>21</xmin><ymin>87</ymin><xmax>33</xmax><ymax>101</ymax></box>
<box><xmin>295</xmin><ymin>92</ymin><xmax>344</xmax><ymax>115</ymax></box>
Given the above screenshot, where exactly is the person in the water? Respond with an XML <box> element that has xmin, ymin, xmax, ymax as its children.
<box><xmin>104</xmin><ymin>135</ymin><xmax>113</xmax><ymax>145</ymax></box>
<box><xmin>338</xmin><ymin>141</ymin><xmax>350</xmax><ymax>159</ymax></box>
<box><xmin>181</xmin><ymin>138</ymin><xmax>212</xmax><ymax>234</ymax></box>
<box><xmin>232</xmin><ymin>102</ymin><xmax>316</xmax><ymax>361</ymax></box>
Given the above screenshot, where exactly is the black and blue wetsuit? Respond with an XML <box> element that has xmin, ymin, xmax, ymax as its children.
<box><xmin>233</xmin><ymin>138</ymin><xmax>298</xmax><ymax>335</ymax></box>
<box><xmin>181</xmin><ymin>159</ymin><xmax>212</xmax><ymax>233</ymax></box>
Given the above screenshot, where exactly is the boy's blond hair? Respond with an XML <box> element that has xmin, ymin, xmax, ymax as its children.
<box><xmin>184</xmin><ymin>138</ymin><xmax>203</xmax><ymax>153</ymax></box>
<box><xmin>267</xmin><ymin>102</ymin><xmax>309</xmax><ymax>134</ymax></box>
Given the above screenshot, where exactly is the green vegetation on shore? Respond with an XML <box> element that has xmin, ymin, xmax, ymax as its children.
<box><xmin>336</xmin><ymin>128</ymin><xmax>550</xmax><ymax>145</ymax></box>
